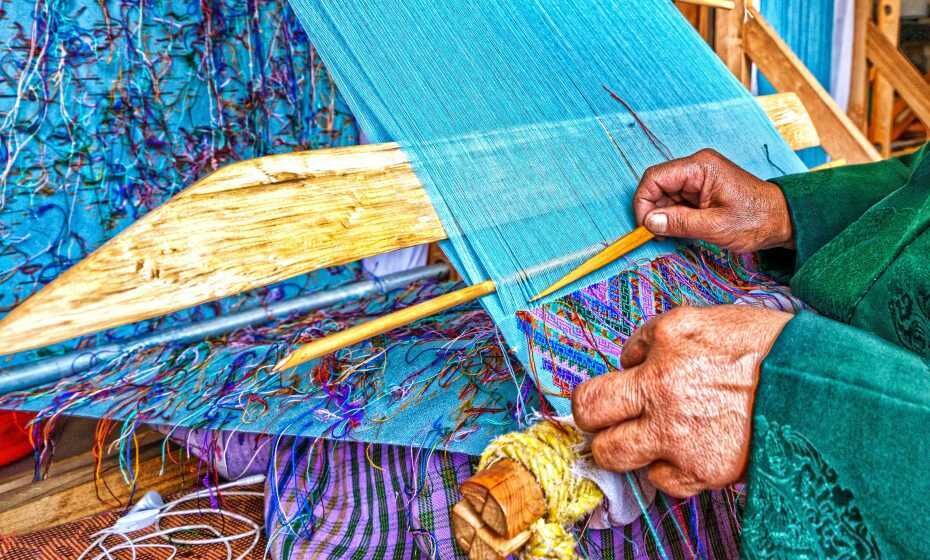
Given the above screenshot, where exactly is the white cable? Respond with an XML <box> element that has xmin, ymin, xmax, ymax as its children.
<box><xmin>77</xmin><ymin>475</ymin><xmax>266</xmax><ymax>560</ymax></box>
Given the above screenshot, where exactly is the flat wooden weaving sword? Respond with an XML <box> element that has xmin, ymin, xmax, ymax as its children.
<box><xmin>0</xmin><ymin>93</ymin><xmax>818</xmax><ymax>360</ymax></box>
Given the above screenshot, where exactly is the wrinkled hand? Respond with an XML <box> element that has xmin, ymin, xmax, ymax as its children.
<box><xmin>634</xmin><ymin>149</ymin><xmax>794</xmax><ymax>253</ymax></box>
<box><xmin>572</xmin><ymin>305</ymin><xmax>792</xmax><ymax>497</ymax></box>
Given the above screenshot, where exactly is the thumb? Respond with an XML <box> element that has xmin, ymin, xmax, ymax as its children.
<box><xmin>644</xmin><ymin>206</ymin><xmax>715</xmax><ymax>240</ymax></box>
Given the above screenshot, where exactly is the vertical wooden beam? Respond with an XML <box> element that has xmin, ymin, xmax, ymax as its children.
<box><xmin>715</xmin><ymin>0</ymin><xmax>751</xmax><ymax>87</ymax></box>
<box><xmin>869</xmin><ymin>0</ymin><xmax>901</xmax><ymax>157</ymax></box>
<box><xmin>698</xmin><ymin>6</ymin><xmax>714</xmax><ymax>44</ymax></box>
<box><xmin>742</xmin><ymin>7</ymin><xmax>881</xmax><ymax>163</ymax></box>
<box><xmin>847</xmin><ymin>0</ymin><xmax>872</xmax><ymax>133</ymax></box>
<box><xmin>866</xmin><ymin>21</ymin><xmax>930</xmax><ymax>130</ymax></box>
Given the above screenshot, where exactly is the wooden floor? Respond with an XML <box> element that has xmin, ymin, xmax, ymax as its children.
<box><xmin>0</xmin><ymin>417</ymin><xmax>199</xmax><ymax>536</ymax></box>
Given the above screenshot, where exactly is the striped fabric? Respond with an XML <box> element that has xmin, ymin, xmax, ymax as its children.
<box><xmin>264</xmin><ymin>439</ymin><xmax>743</xmax><ymax>559</ymax></box>
<box><xmin>170</xmin><ymin>429</ymin><xmax>743</xmax><ymax>559</ymax></box>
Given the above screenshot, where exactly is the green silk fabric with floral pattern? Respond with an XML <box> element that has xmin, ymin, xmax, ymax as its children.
<box><xmin>744</xmin><ymin>144</ymin><xmax>930</xmax><ymax>558</ymax></box>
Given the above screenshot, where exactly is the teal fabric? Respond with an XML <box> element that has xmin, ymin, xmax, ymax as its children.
<box><xmin>767</xmin><ymin>155</ymin><xmax>915</xmax><ymax>271</ymax></box>
<box><xmin>747</xmin><ymin>144</ymin><xmax>930</xmax><ymax>558</ymax></box>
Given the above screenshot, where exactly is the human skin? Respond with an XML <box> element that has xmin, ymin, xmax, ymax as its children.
<box><xmin>571</xmin><ymin>149</ymin><xmax>796</xmax><ymax>497</ymax></box>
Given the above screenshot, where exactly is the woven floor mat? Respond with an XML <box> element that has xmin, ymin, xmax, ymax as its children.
<box><xmin>0</xmin><ymin>486</ymin><xmax>267</xmax><ymax>559</ymax></box>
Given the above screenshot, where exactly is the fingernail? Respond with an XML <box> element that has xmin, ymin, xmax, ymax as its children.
<box><xmin>646</xmin><ymin>213</ymin><xmax>667</xmax><ymax>234</ymax></box>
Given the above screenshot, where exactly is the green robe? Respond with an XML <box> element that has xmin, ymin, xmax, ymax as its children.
<box><xmin>742</xmin><ymin>143</ymin><xmax>930</xmax><ymax>558</ymax></box>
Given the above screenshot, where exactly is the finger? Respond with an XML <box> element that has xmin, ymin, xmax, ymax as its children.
<box><xmin>632</xmin><ymin>153</ymin><xmax>710</xmax><ymax>225</ymax></box>
<box><xmin>620</xmin><ymin>320</ymin><xmax>655</xmax><ymax>369</ymax></box>
<box><xmin>647</xmin><ymin>461</ymin><xmax>702</xmax><ymax>498</ymax></box>
<box><xmin>572</xmin><ymin>367</ymin><xmax>646</xmax><ymax>433</ymax></box>
<box><xmin>644</xmin><ymin>206</ymin><xmax>720</xmax><ymax>240</ymax></box>
<box><xmin>590</xmin><ymin>417</ymin><xmax>663</xmax><ymax>472</ymax></box>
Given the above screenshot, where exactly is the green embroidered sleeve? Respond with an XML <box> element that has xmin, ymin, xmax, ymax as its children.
<box><xmin>743</xmin><ymin>311</ymin><xmax>930</xmax><ymax>558</ymax></box>
<box><xmin>759</xmin><ymin>152</ymin><xmax>917</xmax><ymax>278</ymax></box>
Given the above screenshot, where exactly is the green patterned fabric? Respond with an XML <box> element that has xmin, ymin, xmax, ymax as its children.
<box><xmin>745</xmin><ymin>144</ymin><xmax>930</xmax><ymax>558</ymax></box>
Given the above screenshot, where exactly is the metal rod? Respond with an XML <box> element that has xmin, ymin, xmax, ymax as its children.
<box><xmin>0</xmin><ymin>264</ymin><xmax>449</xmax><ymax>394</ymax></box>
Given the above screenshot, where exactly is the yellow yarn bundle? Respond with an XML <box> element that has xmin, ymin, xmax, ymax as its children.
<box><xmin>477</xmin><ymin>420</ymin><xmax>604</xmax><ymax>559</ymax></box>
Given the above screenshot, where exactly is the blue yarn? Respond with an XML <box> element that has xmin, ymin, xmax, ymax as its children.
<box><xmin>758</xmin><ymin>0</ymin><xmax>835</xmax><ymax>167</ymax></box>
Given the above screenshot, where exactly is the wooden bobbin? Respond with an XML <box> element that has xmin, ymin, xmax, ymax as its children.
<box><xmin>452</xmin><ymin>459</ymin><xmax>547</xmax><ymax>560</ymax></box>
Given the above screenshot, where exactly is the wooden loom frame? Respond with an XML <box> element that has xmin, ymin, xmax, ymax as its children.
<box><xmin>0</xmin><ymin>89</ymin><xmax>818</xmax><ymax>539</ymax></box>
<box><xmin>857</xmin><ymin>0</ymin><xmax>930</xmax><ymax>157</ymax></box>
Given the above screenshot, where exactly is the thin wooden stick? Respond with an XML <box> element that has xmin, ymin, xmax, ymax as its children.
<box><xmin>275</xmin><ymin>224</ymin><xmax>654</xmax><ymax>371</ymax></box>
<box><xmin>531</xmin><ymin>226</ymin><xmax>653</xmax><ymax>302</ymax></box>
<box><xmin>273</xmin><ymin>280</ymin><xmax>496</xmax><ymax>371</ymax></box>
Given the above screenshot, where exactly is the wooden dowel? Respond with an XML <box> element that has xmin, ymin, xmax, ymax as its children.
<box><xmin>276</xmin><ymin>222</ymin><xmax>653</xmax><ymax>371</ymax></box>
<box><xmin>531</xmin><ymin>226</ymin><xmax>653</xmax><ymax>301</ymax></box>
<box><xmin>273</xmin><ymin>280</ymin><xmax>497</xmax><ymax>371</ymax></box>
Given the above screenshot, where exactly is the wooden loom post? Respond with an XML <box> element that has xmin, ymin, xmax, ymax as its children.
<box><xmin>869</xmin><ymin>0</ymin><xmax>901</xmax><ymax>157</ymax></box>
<box><xmin>847</xmin><ymin>0</ymin><xmax>872</xmax><ymax>133</ymax></box>
<box><xmin>714</xmin><ymin>0</ymin><xmax>751</xmax><ymax>88</ymax></box>
<box><xmin>742</xmin><ymin>6</ymin><xmax>881</xmax><ymax>164</ymax></box>
<box><xmin>866</xmin><ymin>21</ymin><xmax>930</xmax><ymax>136</ymax></box>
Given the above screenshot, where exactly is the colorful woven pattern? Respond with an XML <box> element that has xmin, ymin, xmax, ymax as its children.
<box><xmin>168</xmin><ymin>429</ymin><xmax>745</xmax><ymax>559</ymax></box>
<box><xmin>519</xmin><ymin>246</ymin><xmax>799</xmax><ymax>413</ymax></box>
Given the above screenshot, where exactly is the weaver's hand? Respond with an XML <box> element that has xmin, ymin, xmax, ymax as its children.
<box><xmin>633</xmin><ymin>149</ymin><xmax>794</xmax><ymax>253</ymax></box>
<box><xmin>571</xmin><ymin>305</ymin><xmax>792</xmax><ymax>497</ymax></box>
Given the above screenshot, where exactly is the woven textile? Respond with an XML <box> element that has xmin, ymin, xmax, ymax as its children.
<box><xmin>170</xmin><ymin>430</ymin><xmax>744</xmax><ymax>559</ymax></box>
<box><xmin>289</xmin><ymin>0</ymin><xmax>807</xmax><ymax>381</ymax></box>
<box><xmin>0</xmin><ymin>0</ymin><xmax>360</xmax><ymax>370</ymax></box>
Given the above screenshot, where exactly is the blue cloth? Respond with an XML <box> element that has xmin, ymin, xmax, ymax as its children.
<box><xmin>0</xmin><ymin>0</ymin><xmax>360</xmax><ymax>368</ymax></box>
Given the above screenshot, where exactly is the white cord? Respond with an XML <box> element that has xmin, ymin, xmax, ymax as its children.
<box><xmin>77</xmin><ymin>475</ymin><xmax>266</xmax><ymax>560</ymax></box>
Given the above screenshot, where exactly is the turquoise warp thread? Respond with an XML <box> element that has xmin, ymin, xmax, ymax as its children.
<box><xmin>289</xmin><ymin>0</ymin><xmax>806</xmax><ymax>411</ymax></box>
<box><xmin>758</xmin><ymin>0</ymin><xmax>836</xmax><ymax>167</ymax></box>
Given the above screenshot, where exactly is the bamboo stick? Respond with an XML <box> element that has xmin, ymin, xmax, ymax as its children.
<box><xmin>273</xmin><ymin>280</ymin><xmax>496</xmax><ymax>371</ymax></box>
<box><xmin>0</xmin><ymin>93</ymin><xmax>820</xmax><ymax>357</ymax></box>
<box><xmin>531</xmin><ymin>226</ymin><xmax>653</xmax><ymax>302</ymax></box>
<box><xmin>0</xmin><ymin>265</ymin><xmax>449</xmax><ymax>394</ymax></box>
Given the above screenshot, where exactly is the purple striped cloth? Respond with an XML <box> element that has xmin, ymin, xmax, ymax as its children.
<box><xmin>167</xmin><ymin>428</ymin><xmax>743</xmax><ymax>559</ymax></box>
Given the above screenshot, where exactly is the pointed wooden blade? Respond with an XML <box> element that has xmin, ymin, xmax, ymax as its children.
<box><xmin>0</xmin><ymin>143</ymin><xmax>447</xmax><ymax>356</ymax></box>
<box><xmin>531</xmin><ymin>226</ymin><xmax>654</xmax><ymax>301</ymax></box>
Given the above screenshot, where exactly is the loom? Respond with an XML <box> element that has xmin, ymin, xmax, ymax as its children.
<box><xmin>1</xmin><ymin>92</ymin><xmax>814</xmax><ymax>556</ymax></box>
<box><xmin>0</xmin><ymin>1</ymin><xmax>888</xmax><ymax>558</ymax></box>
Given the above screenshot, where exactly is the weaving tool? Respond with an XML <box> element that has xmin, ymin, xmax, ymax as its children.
<box><xmin>273</xmin><ymin>225</ymin><xmax>654</xmax><ymax>371</ymax></box>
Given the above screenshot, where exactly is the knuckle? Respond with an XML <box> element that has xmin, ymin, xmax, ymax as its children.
<box><xmin>571</xmin><ymin>382</ymin><xmax>592</xmax><ymax>412</ymax></box>
<box><xmin>571</xmin><ymin>383</ymin><xmax>599</xmax><ymax>430</ymax></box>
<box><xmin>641</xmin><ymin>164</ymin><xmax>661</xmax><ymax>185</ymax></box>
<box><xmin>591</xmin><ymin>434</ymin><xmax>616</xmax><ymax>469</ymax></box>
<box><xmin>694</xmin><ymin>148</ymin><xmax>719</xmax><ymax>162</ymax></box>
